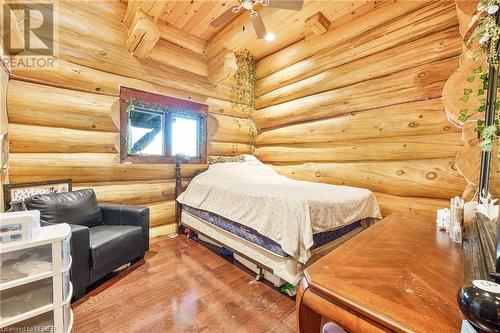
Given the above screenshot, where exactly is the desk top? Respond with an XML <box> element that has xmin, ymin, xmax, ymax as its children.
<box><xmin>305</xmin><ymin>214</ymin><xmax>463</xmax><ymax>332</ymax></box>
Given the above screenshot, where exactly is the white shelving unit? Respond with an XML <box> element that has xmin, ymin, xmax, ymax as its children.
<box><xmin>0</xmin><ymin>223</ymin><xmax>73</xmax><ymax>332</ymax></box>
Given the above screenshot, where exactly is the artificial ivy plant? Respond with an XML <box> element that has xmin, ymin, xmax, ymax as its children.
<box><xmin>461</xmin><ymin>0</ymin><xmax>500</xmax><ymax>172</ymax></box>
<box><xmin>232</xmin><ymin>49</ymin><xmax>256</xmax><ymax>117</ymax></box>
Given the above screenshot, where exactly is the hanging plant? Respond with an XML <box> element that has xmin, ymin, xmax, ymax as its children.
<box><xmin>232</xmin><ymin>49</ymin><xmax>256</xmax><ymax>118</ymax></box>
<box><xmin>460</xmin><ymin>0</ymin><xmax>500</xmax><ymax>173</ymax></box>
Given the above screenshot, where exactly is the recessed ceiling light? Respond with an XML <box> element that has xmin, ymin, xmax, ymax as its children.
<box><xmin>265</xmin><ymin>32</ymin><xmax>275</xmax><ymax>42</ymax></box>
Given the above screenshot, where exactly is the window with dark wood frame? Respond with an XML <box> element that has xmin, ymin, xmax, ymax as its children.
<box><xmin>119</xmin><ymin>87</ymin><xmax>208</xmax><ymax>164</ymax></box>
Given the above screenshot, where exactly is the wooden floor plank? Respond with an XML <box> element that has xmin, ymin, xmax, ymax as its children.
<box><xmin>72</xmin><ymin>235</ymin><xmax>296</xmax><ymax>333</ymax></box>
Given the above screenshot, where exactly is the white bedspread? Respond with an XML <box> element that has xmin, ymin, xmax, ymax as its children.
<box><xmin>177</xmin><ymin>155</ymin><xmax>381</xmax><ymax>263</ymax></box>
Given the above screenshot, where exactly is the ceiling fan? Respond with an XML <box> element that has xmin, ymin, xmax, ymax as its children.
<box><xmin>210</xmin><ymin>0</ymin><xmax>304</xmax><ymax>39</ymax></box>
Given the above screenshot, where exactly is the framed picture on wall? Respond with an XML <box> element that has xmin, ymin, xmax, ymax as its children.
<box><xmin>3</xmin><ymin>179</ymin><xmax>72</xmax><ymax>212</ymax></box>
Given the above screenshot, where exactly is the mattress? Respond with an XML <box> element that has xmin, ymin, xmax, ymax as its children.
<box><xmin>182</xmin><ymin>205</ymin><xmax>362</xmax><ymax>258</ymax></box>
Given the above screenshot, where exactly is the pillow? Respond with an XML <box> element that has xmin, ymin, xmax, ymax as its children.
<box><xmin>242</xmin><ymin>154</ymin><xmax>264</xmax><ymax>166</ymax></box>
<box><xmin>208</xmin><ymin>156</ymin><xmax>246</xmax><ymax>165</ymax></box>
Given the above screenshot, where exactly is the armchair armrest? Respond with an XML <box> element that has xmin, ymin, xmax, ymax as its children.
<box><xmin>100</xmin><ymin>204</ymin><xmax>150</xmax><ymax>252</ymax></box>
<box><xmin>41</xmin><ymin>221</ymin><xmax>90</xmax><ymax>300</ymax></box>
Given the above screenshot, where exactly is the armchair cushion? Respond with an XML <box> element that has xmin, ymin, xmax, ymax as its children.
<box><xmin>88</xmin><ymin>225</ymin><xmax>143</xmax><ymax>282</ymax></box>
<box><xmin>24</xmin><ymin>189</ymin><xmax>103</xmax><ymax>228</ymax></box>
<box><xmin>100</xmin><ymin>204</ymin><xmax>150</xmax><ymax>252</ymax></box>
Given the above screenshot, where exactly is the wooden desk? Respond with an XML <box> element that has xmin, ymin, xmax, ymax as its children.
<box><xmin>297</xmin><ymin>214</ymin><xmax>464</xmax><ymax>333</ymax></box>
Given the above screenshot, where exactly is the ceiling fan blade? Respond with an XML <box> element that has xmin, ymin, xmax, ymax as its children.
<box><xmin>267</xmin><ymin>0</ymin><xmax>304</xmax><ymax>10</ymax></box>
<box><xmin>251</xmin><ymin>13</ymin><xmax>267</xmax><ymax>39</ymax></box>
<box><xmin>210</xmin><ymin>6</ymin><xmax>238</xmax><ymax>27</ymax></box>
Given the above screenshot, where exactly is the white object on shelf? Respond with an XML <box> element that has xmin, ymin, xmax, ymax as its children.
<box><xmin>0</xmin><ymin>210</ymin><xmax>41</xmax><ymax>243</ymax></box>
<box><xmin>477</xmin><ymin>193</ymin><xmax>499</xmax><ymax>222</ymax></box>
<box><xmin>436</xmin><ymin>208</ymin><xmax>450</xmax><ymax>231</ymax></box>
<box><xmin>0</xmin><ymin>223</ymin><xmax>72</xmax><ymax>332</ymax></box>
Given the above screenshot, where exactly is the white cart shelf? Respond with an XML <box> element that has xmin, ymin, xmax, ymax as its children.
<box><xmin>0</xmin><ymin>223</ymin><xmax>73</xmax><ymax>332</ymax></box>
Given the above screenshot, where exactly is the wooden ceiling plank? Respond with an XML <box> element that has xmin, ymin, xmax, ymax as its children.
<box><xmin>165</xmin><ymin>1</ymin><xmax>192</xmax><ymax>28</ymax></box>
<box><xmin>194</xmin><ymin>1</ymin><xmax>243</xmax><ymax>41</ymax></box>
<box><xmin>174</xmin><ymin>0</ymin><xmax>205</xmax><ymax>28</ymax></box>
<box><xmin>182</xmin><ymin>0</ymin><xmax>218</xmax><ymax>33</ymax></box>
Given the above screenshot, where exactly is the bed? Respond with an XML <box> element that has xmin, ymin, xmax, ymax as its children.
<box><xmin>176</xmin><ymin>155</ymin><xmax>381</xmax><ymax>288</ymax></box>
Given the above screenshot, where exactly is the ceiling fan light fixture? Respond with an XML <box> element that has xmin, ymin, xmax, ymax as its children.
<box><xmin>243</xmin><ymin>0</ymin><xmax>254</xmax><ymax>10</ymax></box>
<box><xmin>265</xmin><ymin>32</ymin><xmax>276</xmax><ymax>42</ymax></box>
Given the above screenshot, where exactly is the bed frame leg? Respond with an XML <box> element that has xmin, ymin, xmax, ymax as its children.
<box><xmin>256</xmin><ymin>267</ymin><xmax>264</xmax><ymax>281</ymax></box>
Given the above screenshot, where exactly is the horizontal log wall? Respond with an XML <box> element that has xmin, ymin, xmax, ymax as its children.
<box><xmin>6</xmin><ymin>1</ymin><xmax>255</xmax><ymax>237</ymax></box>
<box><xmin>253</xmin><ymin>0</ymin><xmax>467</xmax><ymax>217</ymax></box>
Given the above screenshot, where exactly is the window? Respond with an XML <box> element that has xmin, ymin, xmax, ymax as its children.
<box><xmin>120</xmin><ymin>87</ymin><xmax>207</xmax><ymax>164</ymax></box>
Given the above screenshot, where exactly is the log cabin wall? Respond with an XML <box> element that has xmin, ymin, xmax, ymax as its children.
<box><xmin>253</xmin><ymin>0</ymin><xmax>468</xmax><ymax>218</ymax></box>
<box><xmin>5</xmin><ymin>1</ymin><xmax>256</xmax><ymax>237</ymax></box>
<box><xmin>0</xmin><ymin>60</ymin><xmax>8</xmax><ymax>213</ymax></box>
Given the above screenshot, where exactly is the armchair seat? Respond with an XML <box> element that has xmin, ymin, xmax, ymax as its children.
<box><xmin>89</xmin><ymin>225</ymin><xmax>143</xmax><ymax>281</ymax></box>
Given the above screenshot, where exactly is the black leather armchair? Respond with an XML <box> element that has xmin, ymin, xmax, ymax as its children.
<box><xmin>23</xmin><ymin>189</ymin><xmax>149</xmax><ymax>301</ymax></box>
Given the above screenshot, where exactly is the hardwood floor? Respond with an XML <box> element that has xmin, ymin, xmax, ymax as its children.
<box><xmin>72</xmin><ymin>235</ymin><xmax>297</xmax><ymax>333</ymax></box>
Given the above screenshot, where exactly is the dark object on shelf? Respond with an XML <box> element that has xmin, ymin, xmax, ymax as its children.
<box><xmin>458</xmin><ymin>280</ymin><xmax>500</xmax><ymax>333</ymax></box>
<box><xmin>23</xmin><ymin>189</ymin><xmax>150</xmax><ymax>301</ymax></box>
<box><xmin>462</xmin><ymin>214</ymin><xmax>500</xmax><ymax>332</ymax></box>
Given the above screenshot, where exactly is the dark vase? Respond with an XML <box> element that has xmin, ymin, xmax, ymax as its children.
<box><xmin>458</xmin><ymin>280</ymin><xmax>500</xmax><ymax>332</ymax></box>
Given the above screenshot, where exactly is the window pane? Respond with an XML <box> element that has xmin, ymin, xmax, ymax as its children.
<box><xmin>171</xmin><ymin>115</ymin><xmax>198</xmax><ymax>157</ymax></box>
<box><xmin>128</xmin><ymin>109</ymin><xmax>164</xmax><ymax>156</ymax></box>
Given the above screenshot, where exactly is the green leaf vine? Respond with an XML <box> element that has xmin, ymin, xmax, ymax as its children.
<box><xmin>232</xmin><ymin>49</ymin><xmax>256</xmax><ymax>118</ymax></box>
<box><xmin>461</xmin><ymin>0</ymin><xmax>500</xmax><ymax>171</ymax></box>
<box><xmin>232</xmin><ymin>50</ymin><xmax>257</xmax><ymax>145</ymax></box>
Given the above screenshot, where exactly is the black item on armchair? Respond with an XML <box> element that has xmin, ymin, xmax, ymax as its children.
<box><xmin>23</xmin><ymin>189</ymin><xmax>150</xmax><ymax>301</ymax></box>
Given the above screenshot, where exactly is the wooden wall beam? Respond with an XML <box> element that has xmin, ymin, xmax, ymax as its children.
<box><xmin>208</xmin><ymin>142</ymin><xmax>255</xmax><ymax>157</ymax></box>
<box><xmin>125</xmin><ymin>9</ymin><xmax>160</xmax><ymax>59</ymax></box>
<box><xmin>256</xmin><ymin>99</ymin><xmax>459</xmax><ymax>145</ymax></box>
<box><xmin>9</xmin><ymin>124</ymin><xmax>119</xmax><ymax>154</ymax></box>
<box><xmin>255</xmin><ymin>133</ymin><xmax>462</xmax><ymax>163</ymax></box>
<box><xmin>8</xmin><ymin>80</ymin><xmax>120</xmax><ymax>132</ymax></box>
<box><xmin>149</xmin><ymin>39</ymin><xmax>208</xmax><ymax>77</ymax></box>
<box><xmin>375</xmin><ymin>192</ymin><xmax>451</xmax><ymax>219</ymax></box>
<box><xmin>207</xmin><ymin>114</ymin><xmax>257</xmax><ymax>144</ymax></box>
<box><xmin>147</xmin><ymin>200</ymin><xmax>176</xmax><ymax>227</ymax></box>
<box><xmin>8</xmin><ymin>153</ymin><xmax>207</xmax><ymax>183</ymax></box>
<box><xmin>256</xmin><ymin>27</ymin><xmax>461</xmax><ymax>104</ymax></box>
<box><xmin>271</xmin><ymin>159</ymin><xmax>466</xmax><ymax>200</ymax></box>
<box><xmin>304</xmin><ymin>12</ymin><xmax>330</xmax><ymax>41</ymax></box>
<box><xmin>157</xmin><ymin>22</ymin><xmax>207</xmax><ymax>56</ymax></box>
<box><xmin>74</xmin><ymin>180</ymin><xmax>179</xmax><ymax>205</ymax></box>
<box><xmin>207</xmin><ymin>50</ymin><xmax>238</xmax><ymax>84</ymax></box>
<box><xmin>253</xmin><ymin>57</ymin><xmax>459</xmax><ymax>130</ymax></box>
